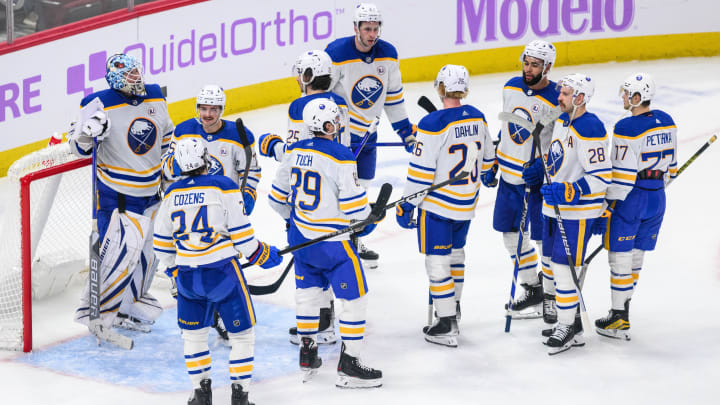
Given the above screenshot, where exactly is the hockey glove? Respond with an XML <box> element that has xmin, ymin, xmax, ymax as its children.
<box><xmin>259</xmin><ymin>132</ymin><xmax>284</xmax><ymax>160</ymax></box>
<box><xmin>541</xmin><ymin>182</ymin><xmax>582</xmax><ymax>206</ymax></box>
<box><xmin>248</xmin><ymin>241</ymin><xmax>282</xmax><ymax>269</ymax></box>
<box><xmin>242</xmin><ymin>187</ymin><xmax>257</xmax><ymax>215</ymax></box>
<box><xmin>395</xmin><ymin>202</ymin><xmax>417</xmax><ymax>229</ymax></box>
<box><xmin>591</xmin><ymin>204</ymin><xmax>614</xmax><ymax>236</ymax></box>
<box><xmin>481</xmin><ymin>159</ymin><xmax>499</xmax><ymax>187</ymax></box>
<box><xmin>396</xmin><ymin>124</ymin><xmax>418</xmax><ymax>153</ymax></box>
<box><xmin>81</xmin><ymin>110</ymin><xmax>110</xmax><ymax>140</ymax></box>
<box><xmin>353</xmin><ymin>222</ymin><xmax>377</xmax><ymax>238</ymax></box>
<box><xmin>522</xmin><ymin>157</ymin><xmax>545</xmax><ymax>186</ymax></box>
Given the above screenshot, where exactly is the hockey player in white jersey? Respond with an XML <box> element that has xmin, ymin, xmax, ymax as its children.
<box><xmin>490</xmin><ymin>40</ymin><xmax>561</xmax><ymax>322</ymax></box>
<box><xmin>591</xmin><ymin>73</ymin><xmax>677</xmax><ymax>340</ymax></box>
<box><xmin>269</xmin><ymin>98</ymin><xmax>383</xmax><ymax>388</ymax></box>
<box><xmin>325</xmin><ymin>2</ymin><xmax>417</xmax><ymax>267</ymax></box>
<box><xmin>539</xmin><ymin>74</ymin><xmax>611</xmax><ymax>354</ymax></box>
<box><xmin>154</xmin><ymin>137</ymin><xmax>282</xmax><ymax>405</ymax></box>
<box><xmin>258</xmin><ymin>50</ymin><xmax>350</xmax><ymax>347</ymax></box>
<box><xmin>395</xmin><ymin>65</ymin><xmax>496</xmax><ymax>347</ymax></box>
<box><xmin>162</xmin><ymin>85</ymin><xmax>261</xmax><ymax>215</ymax></box>
<box><xmin>258</xmin><ymin>49</ymin><xmax>350</xmax><ymax>162</ymax></box>
<box><xmin>69</xmin><ymin>53</ymin><xmax>174</xmax><ymax>336</ymax></box>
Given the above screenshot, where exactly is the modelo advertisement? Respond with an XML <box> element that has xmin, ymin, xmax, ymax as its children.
<box><xmin>0</xmin><ymin>0</ymin><xmax>716</xmax><ymax>154</ymax></box>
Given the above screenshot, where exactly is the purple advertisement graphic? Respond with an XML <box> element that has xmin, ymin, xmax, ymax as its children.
<box><xmin>66</xmin><ymin>51</ymin><xmax>108</xmax><ymax>98</ymax></box>
<box><xmin>456</xmin><ymin>0</ymin><xmax>635</xmax><ymax>44</ymax></box>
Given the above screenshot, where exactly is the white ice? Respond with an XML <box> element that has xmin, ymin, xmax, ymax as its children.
<box><xmin>1</xmin><ymin>56</ymin><xmax>719</xmax><ymax>405</ymax></box>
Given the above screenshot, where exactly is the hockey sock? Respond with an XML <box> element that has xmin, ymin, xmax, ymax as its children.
<box><xmin>228</xmin><ymin>328</ymin><xmax>255</xmax><ymax>391</ymax></box>
<box><xmin>295</xmin><ymin>287</ymin><xmax>324</xmax><ymax>342</ymax></box>
<box><xmin>631</xmin><ymin>248</ymin><xmax>645</xmax><ymax>291</ymax></box>
<box><xmin>541</xmin><ymin>256</ymin><xmax>556</xmax><ymax>295</ymax></box>
<box><xmin>183</xmin><ymin>327</ymin><xmax>211</xmax><ymax>389</ymax></box>
<box><xmin>337</xmin><ymin>295</ymin><xmax>368</xmax><ymax>357</ymax></box>
<box><xmin>449</xmin><ymin>248</ymin><xmax>465</xmax><ymax>302</ymax></box>
<box><xmin>609</xmin><ymin>251</ymin><xmax>634</xmax><ymax>310</ymax></box>
<box><xmin>552</xmin><ymin>263</ymin><xmax>578</xmax><ymax>325</ymax></box>
<box><xmin>503</xmin><ymin>232</ymin><xmax>539</xmax><ymax>285</ymax></box>
<box><xmin>426</xmin><ymin>254</ymin><xmax>455</xmax><ymax>317</ymax></box>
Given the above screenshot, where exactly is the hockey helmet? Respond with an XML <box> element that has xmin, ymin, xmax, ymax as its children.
<box><xmin>620</xmin><ymin>72</ymin><xmax>656</xmax><ymax>105</ymax></box>
<box><xmin>303</xmin><ymin>98</ymin><xmax>341</xmax><ymax>135</ymax></box>
<box><xmin>559</xmin><ymin>73</ymin><xmax>595</xmax><ymax>105</ymax></box>
<box><xmin>434</xmin><ymin>64</ymin><xmax>470</xmax><ymax>94</ymax></box>
<box><xmin>520</xmin><ymin>40</ymin><xmax>556</xmax><ymax>71</ymax></box>
<box><xmin>174</xmin><ymin>138</ymin><xmax>209</xmax><ymax>174</ymax></box>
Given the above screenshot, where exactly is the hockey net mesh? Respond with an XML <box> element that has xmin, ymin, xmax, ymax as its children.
<box><xmin>0</xmin><ymin>143</ymin><xmax>91</xmax><ymax>351</ymax></box>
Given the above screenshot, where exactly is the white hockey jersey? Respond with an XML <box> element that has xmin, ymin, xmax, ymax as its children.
<box><xmin>542</xmin><ymin>111</ymin><xmax>611</xmax><ymax>220</ymax></box>
<box><xmin>497</xmin><ymin>77</ymin><xmax>559</xmax><ymax>184</ymax></box>
<box><xmin>153</xmin><ymin>174</ymin><xmax>260</xmax><ymax>267</ymax></box>
<box><xmin>325</xmin><ymin>36</ymin><xmax>411</xmax><ymax>138</ymax></box>
<box><xmin>405</xmin><ymin>105</ymin><xmax>496</xmax><ymax>221</ymax></box>
<box><xmin>607</xmin><ymin>110</ymin><xmax>678</xmax><ymax>201</ymax></box>
<box><xmin>162</xmin><ymin>119</ymin><xmax>261</xmax><ymax>192</ymax></box>
<box><xmin>269</xmin><ymin>137</ymin><xmax>370</xmax><ymax>242</ymax></box>
<box><xmin>70</xmin><ymin>84</ymin><xmax>174</xmax><ymax>197</ymax></box>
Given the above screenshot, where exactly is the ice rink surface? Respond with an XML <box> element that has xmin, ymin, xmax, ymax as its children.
<box><xmin>1</xmin><ymin>56</ymin><xmax>719</xmax><ymax>404</ymax></box>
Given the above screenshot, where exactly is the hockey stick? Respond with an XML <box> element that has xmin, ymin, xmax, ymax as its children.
<box><xmin>579</xmin><ymin>133</ymin><xmax>717</xmax><ymax>284</ymax></box>
<box><xmin>531</xmin><ymin>107</ymin><xmax>592</xmax><ymax>331</ymax></box>
<box><xmin>243</xmin><ymin>182</ymin><xmax>393</xmax><ymax>300</ymax></box>
<box><xmin>502</xmin><ymin>109</ymin><xmax>559</xmax><ymax>332</ymax></box>
<box><xmin>236</xmin><ymin>118</ymin><xmax>253</xmax><ymax>210</ymax></box>
<box><xmin>418</xmin><ymin>95</ymin><xmax>437</xmax><ymax>113</ymax></box>
<box><xmin>351</xmin><ymin>141</ymin><xmax>405</xmax><ymax>148</ymax></box>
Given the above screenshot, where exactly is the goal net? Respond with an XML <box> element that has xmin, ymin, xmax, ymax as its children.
<box><xmin>0</xmin><ymin>142</ymin><xmax>92</xmax><ymax>352</ymax></box>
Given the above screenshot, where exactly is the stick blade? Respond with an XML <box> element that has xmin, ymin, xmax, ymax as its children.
<box><xmin>417</xmin><ymin>96</ymin><xmax>437</xmax><ymax>113</ymax></box>
<box><xmin>235</xmin><ymin>118</ymin><xmax>250</xmax><ymax>147</ymax></box>
<box><xmin>371</xmin><ymin>183</ymin><xmax>393</xmax><ymax>219</ymax></box>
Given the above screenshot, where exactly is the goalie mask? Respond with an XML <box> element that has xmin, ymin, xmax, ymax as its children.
<box><xmin>435</xmin><ymin>64</ymin><xmax>470</xmax><ymax>95</ymax></box>
<box><xmin>174</xmin><ymin>138</ymin><xmax>209</xmax><ymax>174</ymax></box>
<box><xmin>620</xmin><ymin>72</ymin><xmax>656</xmax><ymax>107</ymax></box>
<box><xmin>292</xmin><ymin>50</ymin><xmax>333</xmax><ymax>91</ymax></box>
<box><xmin>106</xmin><ymin>53</ymin><xmax>146</xmax><ymax>97</ymax></box>
<box><xmin>195</xmin><ymin>84</ymin><xmax>226</xmax><ymax>126</ymax></box>
<box><xmin>558</xmin><ymin>73</ymin><xmax>595</xmax><ymax>106</ymax></box>
<box><xmin>303</xmin><ymin>98</ymin><xmax>340</xmax><ymax>136</ymax></box>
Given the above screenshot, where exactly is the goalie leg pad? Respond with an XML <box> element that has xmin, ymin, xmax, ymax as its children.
<box><xmin>336</xmin><ymin>295</ymin><xmax>368</xmax><ymax>358</ymax></box>
<box><xmin>609</xmin><ymin>250</ymin><xmax>634</xmax><ymax>310</ymax></box>
<box><xmin>228</xmin><ymin>327</ymin><xmax>255</xmax><ymax>390</ymax></box>
<box><xmin>182</xmin><ymin>327</ymin><xmax>212</xmax><ymax>389</ymax></box>
<box><xmin>426</xmin><ymin>254</ymin><xmax>455</xmax><ymax>318</ymax></box>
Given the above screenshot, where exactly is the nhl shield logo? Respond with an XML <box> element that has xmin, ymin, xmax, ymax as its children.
<box><xmin>351</xmin><ymin>76</ymin><xmax>384</xmax><ymax>110</ymax></box>
<box><xmin>340</xmin><ymin>282</ymin><xmax>348</xmax><ymax>290</ymax></box>
<box><xmin>127</xmin><ymin>118</ymin><xmax>158</xmax><ymax>155</ymax></box>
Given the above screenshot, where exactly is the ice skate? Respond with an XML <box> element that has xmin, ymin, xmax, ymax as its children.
<box><xmin>505</xmin><ymin>282</ymin><xmax>543</xmax><ymax>319</ymax></box>
<box><xmin>545</xmin><ymin>323</ymin><xmax>576</xmax><ymax>355</ymax></box>
<box><xmin>543</xmin><ymin>293</ymin><xmax>557</xmax><ymax>324</ymax></box>
<box><xmin>187</xmin><ymin>378</ymin><xmax>212</xmax><ymax>405</ymax></box>
<box><xmin>595</xmin><ymin>300</ymin><xmax>631</xmax><ymax>340</ymax></box>
<box><xmin>114</xmin><ymin>313</ymin><xmax>151</xmax><ymax>333</ymax></box>
<box><xmin>336</xmin><ymin>343</ymin><xmax>382</xmax><ymax>388</ymax></box>
<box><xmin>300</xmin><ymin>337</ymin><xmax>322</xmax><ymax>383</ymax></box>
<box><xmin>423</xmin><ymin>316</ymin><xmax>459</xmax><ymax>347</ymax></box>
<box><xmin>231</xmin><ymin>383</ymin><xmax>254</xmax><ymax>405</ymax></box>
<box><xmin>543</xmin><ymin>312</ymin><xmax>584</xmax><ymax>353</ymax></box>
<box><xmin>289</xmin><ymin>306</ymin><xmax>337</xmax><ymax>345</ymax></box>
<box><xmin>352</xmin><ymin>235</ymin><xmax>379</xmax><ymax>269</ymax></box>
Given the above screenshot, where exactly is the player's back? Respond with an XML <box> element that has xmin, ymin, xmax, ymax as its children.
<box><xmin>281</xmin><ymin>138</ymin><xmax>370</xmax><ymax>240</ymax></box>
<box><xmin>411</xmin><ymin>105</ymin><xmax>491</xmax><ymax>220</ymax></box>
<box><xmin>614</xmin><ymin>110</ymin><xmax>677</xmax><ymax>172</ymax></box>
<box><xmin>159</xmin><ymin>174</ymin><xmax>253</xmax><ymax>266</ymax></box>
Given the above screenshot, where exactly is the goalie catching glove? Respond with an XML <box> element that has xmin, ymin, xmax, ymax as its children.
<box><xmin>247</xmin><ymin>241</ymin><xmax>282</xmax><ymax>269</ymax></box>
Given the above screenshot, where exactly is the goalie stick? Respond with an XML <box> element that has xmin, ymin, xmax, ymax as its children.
<box><xmin>245</xmin><ymin>183</ymin><xmax>393</xmax><ymax>295</ymax></box>
<box><xmin>579</xmin><ymin>133</ymin><xmax>717</xmax><ymax>284</ymax></box>
<box><xmin>499</xmin><ymin>107</ymin><xmax>562</xmax><ymax>332</ymax></box>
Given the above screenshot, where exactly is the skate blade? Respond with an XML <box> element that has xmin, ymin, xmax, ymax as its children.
<box><xmin>114</xmin><ymin>319</ymin><xmax>151</xmax><ymax>333</ymax></box>
<box><xmin>90</xmin><ymin>324</ymin><xmax>134</xmax><ymax>350</ymax></box>
<box><xmin>596</xmin><ymin>327</ymin><xmax>631</xmax><ymax>341</ymax></box>
<box><xmin>424</xmin><ymin>335</ymin><xmax>458</xmax><ymax>348</ymax></box>
<box><xmin>360</xmin><ymin>258</ymin><xmax>379</xmax><ymax>270</ymax></box>
<box><xmin>506</xmin><ymin>308</ymin><xmax>542</xmax><ymax>319</ymax></box>
<box><xmin>335</xmin><ymin>374</ymin><xmax>383</xmax><ymax>389</ymax></box>
<box><xmin>547</xmin><ymin>342</ymin><xmax>573</xmax><ymax>355</ymax></box>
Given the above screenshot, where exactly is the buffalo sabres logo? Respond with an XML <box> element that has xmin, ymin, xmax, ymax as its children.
<box><xmin>507</xmin><ymin>107</ymin><xmax>533</xmax><ymax>145</ymax></box>
<box><xmin>127</xmin><ymin>118</ymin><xmax>158</xmax><ymax>155</ymax></box>
<box><xmin>546</xmin><ymin>139</ymin><xmax>565</xmax><ymax>176</ymax></box>
<box><xmin>207</xmin><ymin>154</ymin><xmax>224</xmax><ymax>176</ymax></box>
<box><xmin>351</xmin><ymin>75</ymin><xmax>383</xmax><ymax>109</ymax></box>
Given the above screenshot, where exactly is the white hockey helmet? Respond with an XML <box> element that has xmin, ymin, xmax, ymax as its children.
<box><xmin>292</xmin><ymin>50</ymin><xmax>333</xmax><ymax>85</ymax></box>
<box><xmin>620</xmin><ymin>72</ymin><xmax>656</xmax><ymax>104</ymax></box>
<box><xmin>520</xmin><ymin>40</ymin><xmax>556</xmax><ymax>71</ymax></box>
<box><xmin>559</xmin><ymin>73</ymin><xmax>595</xmax><ymax>105</ymax></box>
<box><xmin>196</xmin><ymin>85</ymin><xmax>226</xmax><ymax>109</ymax></box>
<box><xmin>174</xmin><ymin>138</ymin><xmax>209</xmax><ymax>174</ymax></box>
<box><xmin>105</xmin><ymin>53</ymin><xmax>146</xmax><ymax>96</ymax></box>
<box><xmin>353</xmin><ymin>3</ymin><xmax>382</xmax><ymax>26</ymax></box>
<box><xmin>434</xmin><ymin>64</ymin><xmax>470</xmax><ymax>94</ymax></box>
<box><xmin>303</xmin><ymin>98</ymin><xmax>341</xmax><ymax>135</ymax></box>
